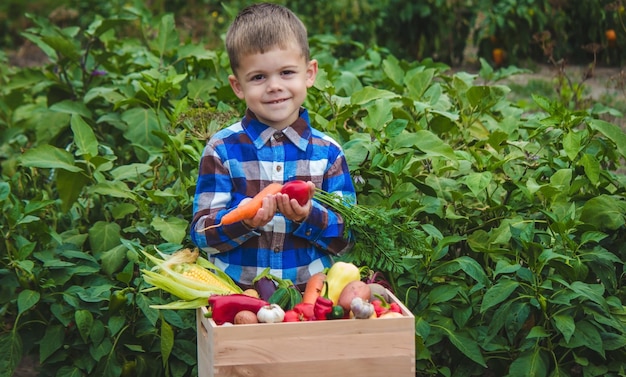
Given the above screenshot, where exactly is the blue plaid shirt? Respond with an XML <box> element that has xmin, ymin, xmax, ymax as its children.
<box><xmin>191</xmin><ymin>108</ymin><xmax>356</xmax><ymax>286</ymax></box>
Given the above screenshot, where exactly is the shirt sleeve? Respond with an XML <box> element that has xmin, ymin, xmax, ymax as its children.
<box><xmin>190</xmin><ymin>142</ymin><xmax>258</xmax><ymax>253</ymax></box>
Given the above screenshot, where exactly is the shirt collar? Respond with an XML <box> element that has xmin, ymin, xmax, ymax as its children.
<box><xmin>242</xmin><ymin>108</ymin><xmax>312</xmax><ymax>152</ymax></box>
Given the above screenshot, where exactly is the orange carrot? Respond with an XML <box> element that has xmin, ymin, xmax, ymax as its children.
<box><xmin>199</xmin><ymin>183</ymin><xmax>283</xmax><ymax>231</ymax></box>
<box><xmin>302</xmin><ymin>272</ymin><xmax>326</xmax><ymax>305</ymax></box>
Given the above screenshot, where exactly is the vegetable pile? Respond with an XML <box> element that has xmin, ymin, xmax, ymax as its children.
<box><xmin>205</xmin><ymin>261</ymin><xmax>405</xmax><ymax>326</ymax></box>
<box><xmin>140</xmin><ymin>250</ymin><xmax>404</xmax><ymax>325</ymax></box>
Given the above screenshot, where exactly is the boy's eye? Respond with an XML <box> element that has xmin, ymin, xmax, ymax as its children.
<box><xmin>251</xmin><ymin>74</ymin><xmax>265</xmax><ymax>81</ymax></box>
<box><xmin>281</xmin><ymin>70</ymin><xmax>295</xmax><ymax>76</ymax></box>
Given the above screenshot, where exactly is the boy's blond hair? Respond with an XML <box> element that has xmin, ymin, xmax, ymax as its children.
<box><xmin>225</xmin><ymin>3</ymin><xmax>310</xmax><ymax>74</ymax></box>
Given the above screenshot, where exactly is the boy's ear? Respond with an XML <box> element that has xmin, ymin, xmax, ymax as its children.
<box><xmin>228</xmin><ymin>74</ymin><xmax>245</xmax><ymax>99</ymax></box>
<box><xmin>306</xmin><ymin>59</ymin><xmax>318</xmax><ymax>88</ymax></box>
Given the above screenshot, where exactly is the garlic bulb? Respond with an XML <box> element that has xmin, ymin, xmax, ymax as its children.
<box><xmin>257</xmin><ymin>304</ymin><xmax>285</xmax><ymax>323</ymax></box>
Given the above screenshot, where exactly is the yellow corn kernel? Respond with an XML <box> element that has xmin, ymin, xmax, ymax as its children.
<box><xmin>180</xmin><ymin>264</ymin><xmax>233</xmax><ymax>292</ymax></box>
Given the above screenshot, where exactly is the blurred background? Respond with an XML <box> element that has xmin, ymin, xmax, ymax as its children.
<box><xmin>2</xmin><ymin>0</ymin><xmax>625</xmax><ymax>69</ymax></box>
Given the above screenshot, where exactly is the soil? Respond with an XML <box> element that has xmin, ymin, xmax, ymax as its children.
<box><xmin>503</xmin><ymin>64</ymin><xmax>626</xmax><ymax>103</ymax></box>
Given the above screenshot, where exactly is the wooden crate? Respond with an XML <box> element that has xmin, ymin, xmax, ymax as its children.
<box><xmin>196</xmin><ymin>290</ymin><xmax>415</xmax><ymax>377</ymax></box>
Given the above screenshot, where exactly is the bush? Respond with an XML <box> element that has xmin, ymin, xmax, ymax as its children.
<box><xmin>1</xmin><ymin>7</ymin><xmax>625</xmax><ymax>377</ymax></box>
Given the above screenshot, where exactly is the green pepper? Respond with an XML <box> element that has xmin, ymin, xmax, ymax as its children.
<box><xmin>328</xmin><ymin>305</ymin><xmax>344</xmax><ymax>320</ymax></box>
<box><xmin>108</xmin><ymin>289</ymin><xmax>128</xmax><ymax>314</ymax></box>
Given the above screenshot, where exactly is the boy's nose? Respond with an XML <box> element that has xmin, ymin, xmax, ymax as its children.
<box><xmin>266</xmin><ymin>76</ymin><xmax>282</xmax><ymax>91</ymax></box>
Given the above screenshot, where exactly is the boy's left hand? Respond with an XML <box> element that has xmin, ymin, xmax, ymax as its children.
<box><xmin>275</xmin><ymin>181</ymin><xmax>315</xmax><ymax>223</ymax></box>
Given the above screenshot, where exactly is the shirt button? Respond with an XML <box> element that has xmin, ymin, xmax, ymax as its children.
<box><xmin>276</xmin><ymin>166</ymin><xmax>282</xmax><ymax>172</ymax></box>
<box><xmin>273</xmin><ymin>247</ymin><xmax>280</xmax><ymax>253</ymax></box>
<box><xmin>305</xmin><ymin>229</ymin><xmax>312</xmax><ymax>236</ymax></box>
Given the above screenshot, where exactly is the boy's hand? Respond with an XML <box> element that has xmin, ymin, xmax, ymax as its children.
<box><xmin>276</xmin><ymin>181</ymin><xmax>315</xmax><ymax>223</ymax></box>
<box><xmin>242</xmin><ymin>195</ymin><xmax>277</xmax><ymax>229</ymax></box>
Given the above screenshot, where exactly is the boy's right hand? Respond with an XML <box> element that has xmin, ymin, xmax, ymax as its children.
<box><xmin>242</xmin><ymin>195</ymin><xmax>277</xmax><ymax>229</ymax></box>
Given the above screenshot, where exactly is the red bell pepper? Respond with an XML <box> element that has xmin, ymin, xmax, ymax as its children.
<box><xmin>293</xmin><ymin>303</ymin><xmax>315</xmax><ymax>321</ymax></box>
<box><xmin>314</xmin><ymin>295</ymin><xmax>333</xmax><ymax>320</ymax></box>
<box><xmin>208</xmin><ymin>294</ymin><xmax>268</xmax><ymax>325</ymax></box>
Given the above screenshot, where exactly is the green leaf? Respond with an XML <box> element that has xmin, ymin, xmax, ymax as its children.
<box><xmin>153</xmin><ymin>14</ymin><xmax>179</xmax><ymax>59</ymax></box>
<box><xmin>580</xmin><ymin>195</ymin><xmax>626</xmax><ymax>230</ymax></box>
<box><xmin>55</xmin><ymin>366</ymin><xmax>84</xmax><ymax>377</ymax></box>
<box><xmin>88</xmin><ymin>221</ymin><xmax>122</xmax><ymax>254</ymax></box>
<box><xmin>507</xmin><ymin>348</ymin><xmax>549</xmax><ymax>377</ymax></box>
<box><xmin>56</xmin><ymin>169</ymin><xmax>90</xmax><ymax>212</ymax></box>
<box><xmin>480</xmin><ymin>279</ymin><xmax>519</xmax><ymax>313</ymax></box>
<box><xmin>579</xmin><ymin>153</ymin><xmax>600</xmax><ymax>185</ymax></box>
<box><xmin>462</xmin><ymin>172</ymin><xmax>493</xmax><ymax>197</ymax></box>
<box><xmin>20</xmin><ymin>145</ymin><xmax>83</xmax><ymax>172</ymax></box>
<box><xmin>89</xmin><ymin>181</ymin><xmax>136</xmax><ymax>200</ymax></box>
<box><xmin>40</xmin><ymin>325</ymin><xmax>65</xmax><ymax>363</ymax></box>
<box><xmin>137</xmin><ymin>294</ymin><xmax>160</xmax><ymax>326</ymax></box>
<box><xmin>75</xmin><ymin>310</ymin><xmax>94</xmax><ymax>343</ymax></box>
<box><xmin>443</xmin><ymin>329</ymin><xmax>487</xmax><ymax>367</ymax></box>
<box><xmin>564</xmin><ymin>320</ymin><xmax>605</xmax><ymax>358</ymax></box>
<box><xmin>0</xmin><ymin>333</ymin><xmax>22</xmax><ymax>377</ymax></box>
<box><xmin>50</xmin><ymin>100</ymin><xmax>92</xmax><ymax>118</ymax></box>
<box><xmin>101</xmin><ymin>342</ymin><xmax>122</xmax><ymax>377</ymax></box>
<box><xmin>90</xmin><ymin>336</ymin><xmax>112</xmax><ymax>362</ymax></box>
<box><xmin>70</xmin><ymin>114</ymin><xmax>98</xmax><ymax>157</ymax></box>
<box><xmin>562</xmin><ymin>130</ymin><xmax>581</xmax><ymax>161</ymax></box>
<box><xmin>121</xmin><ymin>107</ymin><xmax>164</xmax><ymax>148</ymax></box>
<box><xmin>41</xmin><ymin>34</ymin><xmax>81</xmax><ymax>62</ymax></box>
<box><xmin>412</xmin><ymin>130</ymin><xmax>458</xmax><ymax>162</ymax></box>
<box><xmin>381</xmin><ymin>55</ymin><xmax>404</xmax><ymax>86</ymax></box>
<box><xmin>552</xmin><ymin>314</ymin><xmax>576</xmax><ymax>343</ymax></box>
<box><xmin>100</xmin><ymin>244</ymin><xmax>128</xmax><ymax>276</ymax></box>
<box><xmin>350</xmin><ymin>86</ymin><xmax>399</xmax><ymax>106</ymax></box>
<box><xmin>151</xmin><ymin>216</ymin><xmax>188</xmax><ymax>244</ymax></box>
<box><xmin>427</xmin><ymin>285</ymin><xmax>460</xmax><ymax>304</ymax></box>
<box><xmin>589</xmin><ymin>118</ymin><xmax>626</xmax><ymax>158</ymax></box>
<box><xmin>362</xmin><ymin>98</ymin><xmax>394</xmax><ymax>131</ymax></box>
<box><xmin>17</xmin><ymin>289</ymin><xmax>40</xmax><ymax>315</ymax></box>
<box><xmin>161</xmin><ymin>319</ymin><xmax>174</xmax><ymax>366</ymax></box>
<box><xmin>526</xmin><ymin>326</ymin><xmax>550</xmax><ymax>339</ymax></box>
<box><xmin>405</xmin><ymin>68</ymin><xmax>435</xmax><ymax>99</ymax></box>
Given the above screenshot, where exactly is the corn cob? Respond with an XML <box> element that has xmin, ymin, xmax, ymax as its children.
<box><xmin>176</xmin><ymin>263</ymin><xmax>236</xmax><ymax>293</ymax></box>
<box><xmin>141</xmin><ymin>248</ymin><xmax>242</xmax><ymax>309</ymax></box>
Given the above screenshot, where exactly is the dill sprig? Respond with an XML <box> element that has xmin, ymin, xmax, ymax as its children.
<box><xmin>314</xmin><ymin>189</ymin><xmax>428</xmax><ymax>275</ymax></box>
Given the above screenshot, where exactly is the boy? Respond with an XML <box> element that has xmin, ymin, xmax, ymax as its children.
<box><xmin>190</xmin><ymin>3</ymin><xmax>356</xmax><ymax>288</ymax></box>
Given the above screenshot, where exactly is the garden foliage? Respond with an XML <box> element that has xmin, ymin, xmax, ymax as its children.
<box><xmin>1</xmin><ymin>6</ymin><xmax>626</xmax><ymax>377</ymax></box>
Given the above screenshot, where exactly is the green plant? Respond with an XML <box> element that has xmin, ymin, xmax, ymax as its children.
<box><xmin>310</xmin><ymin>46</ymin><xmax>626</xmax><ymax>375</ymax></box>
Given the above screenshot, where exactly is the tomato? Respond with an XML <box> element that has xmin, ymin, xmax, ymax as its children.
<box><xmin>281</xmin><ymin>180</ymin><xmax>309</xmax><ymax>205</ymax></box>
<box><xmin>282</xmin><ymin>309</ymin><xmax>301</xmax><ymax>322</ymax></box>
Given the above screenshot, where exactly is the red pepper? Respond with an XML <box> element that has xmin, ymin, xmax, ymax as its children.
<box><xmin>314</xmin><ymin>295</ymin><xmax>334</xmax><ymax>320</ymax></box>
<box><xmin>372</xmin><ymin>296</ymin><xmax>402</xmax><ymax>317</ymax></box>
<box><xmin>293</xmin><ymin>302</ymin><xmax>315</xmax><ymax>321</ymax></box>
<box><xmin>389</xmin><ymin>302</ymin><xmax>402</xmax><ymax>313</ymax></box>
<box><xmin>208</xmin><ymin>294</ymin><xmax>269</xmax><ymax>325</ymax></box>
<box><xmin>372</xmin><ymin>299</ymin><xmax>386</xmax><ymax>317</ymax></box>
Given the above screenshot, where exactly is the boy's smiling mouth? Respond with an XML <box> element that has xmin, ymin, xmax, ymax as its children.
<box><xmin>267</xmin><ymin>98</ymin><xmax>289</xmax><ymax>104</ymax></box>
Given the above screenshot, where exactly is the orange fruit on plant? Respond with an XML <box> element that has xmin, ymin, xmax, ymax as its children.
<box><xmin>492</xmin><ymin>48</ymin><xmax>505</xmax><ymax>66</ymax></box>
<box><xmin>606</xmin><ymin>29</ymin><xmax>617</xmax><ymax>47</ymax></box>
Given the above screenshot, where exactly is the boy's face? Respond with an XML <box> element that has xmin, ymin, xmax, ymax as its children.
<box><xmin>228</xmin><ymin>43</ymin><xmax>317</xmax><ymax>130</ymax></box>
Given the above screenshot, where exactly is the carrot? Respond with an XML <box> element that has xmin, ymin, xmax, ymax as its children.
<box><xmin>199</xmin><ymin>183</ymin><xmax>283</xmax><ymax>231</ymax></box>
<box><xmin>302</xmin><ymin>272</ymin><xmax>326</xmax><ymax>305</ymax></box>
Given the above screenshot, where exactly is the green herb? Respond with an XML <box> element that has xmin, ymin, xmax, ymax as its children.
<box><xmin>314</xmin><ymin>190</ymin><xmax>428</xmax><ymax>274</ymax></box>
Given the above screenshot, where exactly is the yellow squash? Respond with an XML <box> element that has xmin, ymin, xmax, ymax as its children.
<box><xmin>324</xmin><ymin>261</ymin><xmax>361</xmax><ymax>305</ymax></box>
